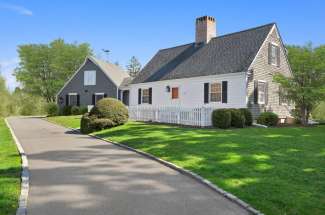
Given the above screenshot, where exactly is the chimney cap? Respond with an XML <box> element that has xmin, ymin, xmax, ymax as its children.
<box><xmin>196</xmin><ymin>16</ymin><xmax>215</xmax><ymax>22</ymax></box>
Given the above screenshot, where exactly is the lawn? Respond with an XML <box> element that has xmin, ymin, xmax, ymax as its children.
<box><xmin>48</xmin><ymin>116</ymin><xmax>325</xmax><ymax>215</ymax></box>
<box><xmin>0</xmin><ymin>119</ymin><xmax>21</xmax><ymax>215</ymax></box>
<box><xmin>47</xmin><ymin>115</ymin><xmax>82</xmax><ymax>129</ymax></box>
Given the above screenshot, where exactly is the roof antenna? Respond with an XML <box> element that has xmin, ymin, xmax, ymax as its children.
<box><xmin>102</xmin><ymin>49</ymin><xmax>110</xmax><ymax>62</ymax></box>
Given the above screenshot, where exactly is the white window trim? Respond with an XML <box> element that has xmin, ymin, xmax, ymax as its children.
<box><xmin>142</xmin><ymin>88</ymin><xmax>150</xmax><ymax>104</ymax></box>
<box><xmin>209</xmin><ymin>82</ymin><xmax>222</xmax><ymax>103</ymax></box>
<box><xmin>84</xmin><ymin>70</ymin><xmax>96</xmax><ymax>86</ymax></box>
<box><xmin>94</xmin><ymin>93</ymin><xmax>105</xmax><ymax>105</ymax></box>
<box><xmin>270</xmin><ymin>43</ymin><xmax>279</xmax><ymax>67</ymax></box>
<box><xmin>258</xmin><ymin>80</ymin><xmax>266</xmax><ymax>105</ymax></box>
<box><xmin>68</xmin><ymin>93</ymin><xmax>78</xmax><ymax>106</ymax></box>
<box><xmin>171</xmin><ymin>86</ymin><xmax>180</xmax><ymax>100</ymax></box>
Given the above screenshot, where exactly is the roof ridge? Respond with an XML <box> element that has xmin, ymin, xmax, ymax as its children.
<box><xmin>159</xmin><ymin>42</ymin><xmax>194</xmax><ymax>52</ymax></box>
<box><xmin>156</xmin><ymin>23</ymin><xmax>275</xmax><ymax>52</ymax></box>
<box><xmin>212</xmin><ymin>22</ymin><xmax>275</xmax><ymax>40</ymax></box>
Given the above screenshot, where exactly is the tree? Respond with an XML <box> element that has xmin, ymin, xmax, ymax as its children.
<box><xmin>14</xmin><ymin>39</ymin><xmax>92</xmax><ymax>102</ymax></box>
<box><xmin>126</xmin><ymin>56</ymin><xmax>141</xmax><ymax>77</ymax></box>
<box><xmin>274</xmin><ymin>43</ymin><xmax>325</xmax><ymax>125</ymax></box>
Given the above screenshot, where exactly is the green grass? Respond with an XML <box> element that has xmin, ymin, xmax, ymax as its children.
<box><xmin>47</xmin><ymin>115</ymin><xmax>82</xmax><ymax>129</ymax></box>
<box><xmin>0</xmin><ymin>119</ymin><xmax>21</xmax><ymax>215</ymax></box>
<box><xmin>48</xmin><ymin>116</ymin><xmax>325</xmax><ymax>215</ymax></box>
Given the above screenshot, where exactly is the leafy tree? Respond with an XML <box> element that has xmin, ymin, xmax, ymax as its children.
<box><xmin>274</xmin><ymin>43</ymin><xmax>325</xmax><ymax>125</ymax></box>
<box><xmin>126</xmin><ymin>56</ymin><xmax>141</xmax><ymax>77</ymax></box>
<box><xmin>0</xmin><ymin>73</ymin><xmax>11</xmax><ymax>117</ymax></box>
<box><xmin>14</xmin><ymin>39</ymin><xmax>92</xmax><ymax>102</ymax></box>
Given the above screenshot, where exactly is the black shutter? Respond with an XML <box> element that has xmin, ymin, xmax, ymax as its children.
<box><xmin>92</xmin><ymin>94</ymin><xmax>95</xmax><ymax>105</ymax></box>
<box><xmin>65</xmin><ymin>95</ymin><xmax>69</xmax><ymax>106</ymax></box>
<box><xmin>268</xmin><ymin>43</ymin><xmax>272</xmax><ymax>65</ymax></box>
<box><xmin>222</xmin><ymin>81</ymin><xmax>228</xmax><ymax>103</ymax></box>
<box><xmin>204</xmin><ymin>83</ymin><xmax>209</xmax><ymax>104</ymax></box>
<box><xmin>77</xmin><ymin>95</ymin><xmax>80</xmax><ymax>106</ymax></box>
<box><xmin>118</xmin><ymin>90</ymin><xmax>121</xmax><ymax>100</ymax></box>
<box><xmin>104</xmin><ymin>93</ymin><xmax>107</xmax><ymax>98</ymax></box>
<box><xmin>265</xmin><ymin>82</ymin><xmax>269</xmax><ymax>105</ymax></box>
<box><xmin>149</xmin><ymin>88</ymin><xmax>152</xmax><ymax>104</ymax></box>
<box><xmin>254</xmin><ymin>80</ymin><xmax>258</xmax><ymax>104</ymax></box>
<box><xmin>138</xmin><ymin>88</ymin><xmax>141</xmax><ymax>104</ymax></box>
<box><xmin>276</xmin><ymin>46</ymin><xmax>280</xmax><ymax>66</ymax></box>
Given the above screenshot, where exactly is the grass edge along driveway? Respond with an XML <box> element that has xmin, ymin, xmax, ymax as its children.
<box><xmin>47</xmin><ymin>115</ymin><xmax>325</xmax><ymax>215</ymax></box>
<box><xmin>0</xmin><ymin>118</ymin><xmax>21</xmax><ymax>215</ymax></box>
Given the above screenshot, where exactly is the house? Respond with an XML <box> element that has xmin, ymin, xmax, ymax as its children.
<box><xmin>121</xmin><ymin>16</ymin><xmax>293</xmax><ymax>124</ymax></box>
<box><xmin>57</xmin><ymin>56</ymin><xmax>130</xmax><ymax>109</ymax></box>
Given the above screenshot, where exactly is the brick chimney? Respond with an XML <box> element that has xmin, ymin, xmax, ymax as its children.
<box><xmin>195</xmin><ymin>16</ymin><xmax>216</xmax><ymax>44</ymax></box>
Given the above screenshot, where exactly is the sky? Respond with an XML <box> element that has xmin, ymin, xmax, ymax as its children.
<box><xmin>0</xmin><ymin>0</ymin><xmax>324</xmax><ymax>90</ymax></box>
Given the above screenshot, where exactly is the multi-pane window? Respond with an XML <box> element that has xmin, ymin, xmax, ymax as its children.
<box><xmin>142</xmin><ymin>89</ymin><xmax>149</xmax><ymax>103</ymax></box>
<box><xmin>279</xmin><ymin>87</ymin><xmax>288</xmax><ymax>105</ymax></box>
<box><xmin>258</xmin><ymin>81</ymin><xmax>266</xmax><ymax>104</ymax></box>
<box><xmin>269</xmin><ymin>43</ymin><xmax>279</xmax><ymax>66</ymax></box>
<box><xmin>210</xmin><ymin>83</ymin><xmax>221</xmax><ymax>102</ymax></box>
<box><xmin>171</xmin><ymin>87</ymin><xmax>179</xmax><ymax>99</ymax></box>
<box><xmin>84</xmin><ymin>70</ymin><xmax>96</xmax><ymax>86</ymax></box>
<box><xmin>95</xmin><ymin>93</ymin><xmax>104</xmax><ymax>104</ymax></box>
<box><xmin>69</xmin><ymin>93</ymin><xmax>78</xmax><ymax>106</ymax></box>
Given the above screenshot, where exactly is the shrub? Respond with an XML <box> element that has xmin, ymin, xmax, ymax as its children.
<box><xmin>46</xmin><ymin>103</ymin><xmax>59</xmax><ymax>116</ymax></box>
<box><xmin>71</xmin><ymin>106</ymin><xmax>80</xmax><ymax>115</ymax></box>
<box><xmin>80</xmin><ymin>106</ymin><xmax>88</xmax><ymax>114</ymax></box>
<box><xmin>257</xmin><ymin>112</ymin><xmax>279</xmax><ymax>126</ymax></box>
<box><xmin>61</xmin><ymin>106</ymin><xmax>72</xmax><ymax>116</ymax></box>
<box><xmin>80</xmin><ymin>113</ymin><xmax>93</xmax><ymax>134</ymax></box>
<box><xmin>239</xmin><ymin>108</ymin><xmax>253</xmax><ymax>126</ymax></box>
<box><xmin>89</xmin><ymin>98</ymin><xmax>128</xmax><ymax>125</ymax></box>
<box><xmin>212</xmin><ymin>109</ymin><xmax>231</xmax><ymax>129</ymax></box>
<box><xmin>90</xmin><ymin>118</ymin><xmax>116</xmax><ymax>131</ymax></box>
<box><xmin>230</xmin><ymin>109</ymin><xmax>246</xmax><ymax>128</ymax></box>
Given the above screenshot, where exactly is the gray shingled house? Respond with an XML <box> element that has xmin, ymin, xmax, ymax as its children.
<box><xmin>57</xmin><ymin>56</ymin><xmax>130</xmax><ymax>109</ymax></box>
<box><xmin>122</xmin><ymin>16</ymin><xmax>294</xmax><ymax>123</ymax></box>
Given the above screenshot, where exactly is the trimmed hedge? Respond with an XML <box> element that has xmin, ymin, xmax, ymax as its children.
<box><xmin>80</xmin><ymin>106</ymin><xmax>88</xmax><ymax>114</ymax></box>
<box><xmin>81</xmin><ymin>98</ymin><xmax>128</xmax><ymax>134</ymax></box>
<box><xmin>257</xmin><ymin>112</ymin><xmax>279</xmax><ymax>126</ymax></box>
<box><xmin>239</xmin><ymin>108</ymin><xmax>253</xmax><ymax>126</ymax></box>
<box><xmin>61</xmin><ymin>105</ymin><xmax>72</xmax><ymax>116</ymax></box>
<box><xmin>71</xmin><ymin>106</ymin><xmax>80</xmax><ymax>115</ymax></box>
<box><xmin>212</xmin><ymin>109</ymin><xmax>231</xmax><ymax>129</ymax></box>
<box><xmin>89</xmin><ymin>98</ymin><xmax>128</xmax><ymax>125</ymax></box>
<box><xmin>46</xmin><ymin>103</ymin><xmax>59</xmax><ymax>116</ymax></box>
<box><xmin>230</xmin><ymin>109</ymin><xmax>245</xmax><ymax>128</ymax></box>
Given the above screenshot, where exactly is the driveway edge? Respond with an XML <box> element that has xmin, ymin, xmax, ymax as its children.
<box><xmin>5</xmin><ymin>118</ymin><xmax>29</xmax><ymax>215</ymax></box>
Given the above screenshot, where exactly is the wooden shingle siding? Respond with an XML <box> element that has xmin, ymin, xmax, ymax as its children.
<box><xmin>247</xmin><ymin>26</ymin><xmax>293</xmax><ymax>119</ymax></box>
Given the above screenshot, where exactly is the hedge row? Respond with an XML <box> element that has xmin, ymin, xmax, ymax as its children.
<box><xmin>212</xmin><ymin>108</ymin><xmax>253</xmax><ymax>129</ymax></box>
<box><xmin>45</xmin><ymin>103</ymin><xmax>88</xmax><ymax>116</ymax></box>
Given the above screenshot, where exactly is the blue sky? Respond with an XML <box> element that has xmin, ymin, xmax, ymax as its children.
<box><xmin>0</xmin><ymin>0</ymin><xmax>324</xmax><ymax>90</ymax></box>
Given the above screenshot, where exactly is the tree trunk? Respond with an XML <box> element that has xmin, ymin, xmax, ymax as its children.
<box><xmin>300</xmin><ymin>107</ymin><xmax>309</xmax><ymax>126</ymax></box>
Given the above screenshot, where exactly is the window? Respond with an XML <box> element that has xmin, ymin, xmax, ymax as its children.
<box><xmin>269</xmin><ymin>43</ymin><xmax>279</xmax><ymax>66</ymax></box>
<box><xmin>68</xmin><ymin>93</ymin><xmax>78</xmax><ymax>106</ymax></box>
<box><xmin>171</xmin><ymin>87</ymin><xmax>179</xmax><ymax>99</ymax></box>
<box><xmin>258</xmin><ymin>81</ymin><xmax>266</xmax><ymax>104</ymax></box>
<box><xmin>84</xmin><ymin>70</ymin><xmax>96</xmax><ymax>86</ymax></box>
<box><xmin>95</xmin><ymin>93</ymin><xmax>104</xmax><ymax>104</ymax></box>
<box><xmin>142</xmin><ymin>89</ymin><xmax>149</xmax><ymax>103</ymax></box>
<box><xmin>210</xmin><ymin>83</ymin><xmax>221</xmax><ymax>102</ymax></box>
<box><xmin>279</xmin><ymin>87</ymin><xmax>288</xmax><ymax>105</ymax></box>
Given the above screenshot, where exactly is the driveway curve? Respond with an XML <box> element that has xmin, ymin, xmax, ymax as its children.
<box><xmin>7</xmin><ymin>117</ymin><xmax>250</xmax><ymax>215</ymax></box>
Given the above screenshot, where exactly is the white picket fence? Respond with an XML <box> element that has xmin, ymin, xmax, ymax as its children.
<box><xmin>128</xmin><ymin>106</ymin><xmax>216</xmax><ymax>127</ymax></box>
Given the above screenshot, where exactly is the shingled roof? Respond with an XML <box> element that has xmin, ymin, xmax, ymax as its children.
<box><xmin>132</xmin><ymin>23</ymin><xmax>275</xmax><ymax>84</ymax></box>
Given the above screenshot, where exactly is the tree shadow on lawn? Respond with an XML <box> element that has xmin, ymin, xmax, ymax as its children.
<box><xmin>94</xmin><ymin>123</ymin><xmax>325</xmax><ymax>215</ymax></box>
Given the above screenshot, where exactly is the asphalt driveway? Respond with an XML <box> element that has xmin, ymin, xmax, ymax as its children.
<box><xmin>7</xmin><ymin>117</ymin><xmax>250</xmax><ymax>215</ymax></box>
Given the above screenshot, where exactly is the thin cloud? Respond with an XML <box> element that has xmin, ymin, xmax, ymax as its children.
<box><xmin>0</xmin><ymin>3</ymin><xmax>33</xmax><ymax>16</ymax></box>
